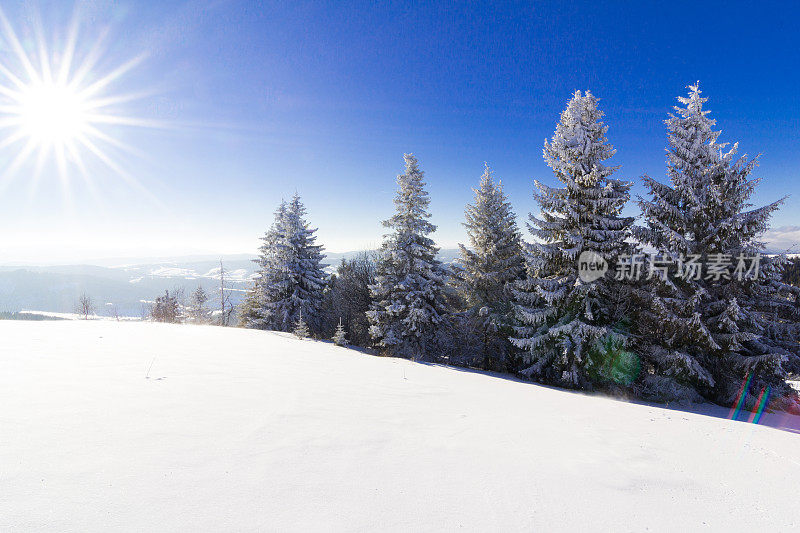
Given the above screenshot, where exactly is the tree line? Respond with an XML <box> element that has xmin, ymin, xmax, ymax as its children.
<box><xmin>240</xmin><ymin>84</ymin><xmax>800</xmax><ymax>410</ymax></box>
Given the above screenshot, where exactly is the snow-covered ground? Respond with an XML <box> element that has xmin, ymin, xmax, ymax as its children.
<box><xmin>17</xmin><ymin>310</ymin><xmax>141</xmax><ymax>321</ymax></box>
<box><xmin>1</xmin><ymin>321</ymin><xmax>798</xmax><ymax>531</ymax></box>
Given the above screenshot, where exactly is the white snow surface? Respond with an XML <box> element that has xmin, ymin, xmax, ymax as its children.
<box><xmin>1</xmin><ymin>321</ymin><xmax>799</xmax><ymax>532</ymax></box>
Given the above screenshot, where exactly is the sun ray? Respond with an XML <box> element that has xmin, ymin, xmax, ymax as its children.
<box><xmin>25</xmin><ymin>144</ymin><xmax>49</xmax><ymax>200</ymax></box>
<box><xmin>0</xmin><ymin>104</ymin><xmax>26</xmax><ymax>114</ymax></box>
<box><xmin>79</xmin><ymin>55</ymin><xmax>146</xmax><ymax>100</ymax></box>
<box><xmin>34</xmin><ymin>14</ymin><xmax>54</xmax><ymax>85</ymax></box>
<box><xmin>77</xmin><ymin>132</ymin><xmax>165</xmax><ymax>210</ymax></box>
<box><xmin>83</xmin><ymin>113</ymin><xmax>167</xmax><ymax>129</ymax></box>
<box><xmin>67</xmin><ymin>26</ymin><xmax>110</xmax><ymax>90</ymax></box>
<box><xmin>82</xmin><ymin>90</ymin><xmax>159</xmax><ymax>111</ymax></box>
<box><xmin>0</xmin><ymin>129</ymin><xmax>29</xmax><ymax>150</ymax></box>
<box><xmin>56</xmin><ymin>12</ymin><xmax>80</xmax><ymax>86</ymax></box>
<box><xmin>65</xmin><ymin>139</ymin><xmax>106</xmax><ymax>209</ymax></box>
<box><xmin>0</xmin><ymin>66</ymin><xmax>27</xmax><ymax>93</ymax></box>
<box><xmin>0</xmin><ymin>138</ymin><xmax>38</xmax><ymax>192</ymax></box>
<box><xmin>82</xmin><ymin>124</ymin><xmax>145</xmax><ymax>157</ymax></box>
<box><xmin>32</xmin><ymin>143</ymin><xmax>48</xmax><ymax>181</ymax></box>
<box><xmin>0</xmin><ymin>8</ymin><xmax>41</xmax><ymax>84</ymax></box>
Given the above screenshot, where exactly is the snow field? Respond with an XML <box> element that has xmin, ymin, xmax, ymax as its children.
<box><xmin>1</xmin><ymin>320</ymin><xmax>798</xmax><ymax>531</ymax></box>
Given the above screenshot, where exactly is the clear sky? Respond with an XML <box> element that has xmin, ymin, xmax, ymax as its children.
<box><xmin>1</xmin><ymin>0</ymin><xmax>799</xmax><ymax>263</ymax></box>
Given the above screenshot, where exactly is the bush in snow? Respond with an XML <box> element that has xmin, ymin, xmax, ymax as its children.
<box><xmin>152</xmin><ymin>290</ymin><xmax>182</xmax><ymax>323</ymax></box>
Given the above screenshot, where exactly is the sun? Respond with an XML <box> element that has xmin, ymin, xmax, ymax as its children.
<box><xmin>16</xmin><ymin>81</ymin><xmax>89</xmax><ymax>147</ymax></box>
<box><xmin>0</xmin><ymin>7</ymin><xmax>159</xmax><ymax>187</ymax></box>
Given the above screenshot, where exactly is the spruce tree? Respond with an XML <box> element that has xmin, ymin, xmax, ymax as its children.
<box><xmin>245</xmin><ymin>201</ymin><xmax>288</xmax><ymax>329</ymax></box>
<box><xmin>457</xmin><ymin>163</ymin><xmax>524</xmax><ymax>369</ymax></box>
<box><xmin>634</xmin><ymin>84</ymin><xmax>800</xmax><ymax>406</ymax></box>
<box><xmin>188</xmin><ymin>285</ymin><xmax>211</xmax><ymax>323</ymax></box>
<box><xmin>367</xmin><ymin>154</ymin><xmax>448</xmax><ymax>360</ymax></box>
<box><xmin>332</xmin><ymin>318</ymin><xmax>348</xmax><ymax>346</ymax></box>
<box><xmin>293</xmin><ymin>310</ymin><xmax>310</xmax><ymax>339</ymax></box>
<box><xmin>511</xmin><ymin>90</ymin><xmax>634</xmax><ymax>388</ymax></box>
<box><xmin>247</xmin><ymin>194</ymin><xmax>328</xmax><ymax>333</ymax></box>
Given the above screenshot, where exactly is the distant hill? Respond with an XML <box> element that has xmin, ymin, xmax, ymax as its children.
<box><xmin>0</xmin><ymin>249</ymin><xmax>460</xmax><ymax>317</ymax></box>
<box><xmin>0</xmin><ymin>260</ymin><xmax>252</xmax><ymax>318</ymax></box>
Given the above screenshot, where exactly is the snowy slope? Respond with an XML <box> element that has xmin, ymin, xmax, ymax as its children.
<box><xmin>1</xmin><ymin>321</ymin><xmax>798</xmax><ymax>531</ymax></box>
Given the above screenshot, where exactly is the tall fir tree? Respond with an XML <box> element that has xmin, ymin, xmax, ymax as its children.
<box><xmin>633</xmin><ymin>84</ymin><xmax>800</xmax><ymax>406</ymax></box>
<box><xmin>511</xmin><ymin>90</ymin><xmax>634</xmax><ymax>389</ymax></box>
<box><xmin>246</xmin><ymin>194</ymin><xmax>327</xmax><ymax>333</ymax></box>
<box><xmin>457</xmin><ymin>163</ymin><xmax>525</xmax><ymax>369</ymax></box>
<box><xmin>367</xmin><ymin>154</ymin><xmax>449</xmax><ymax>360</ymax></box>
<box><xmin>244</xmin><ymin>201</ymin><xmax>288</xmax><ymax>329</ymax></box>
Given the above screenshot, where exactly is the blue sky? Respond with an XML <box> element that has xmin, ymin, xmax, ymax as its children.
<box><xmin>1</xmin><ymin>0</ymin><xmax>799</xmax><ymax>262</ymax></box>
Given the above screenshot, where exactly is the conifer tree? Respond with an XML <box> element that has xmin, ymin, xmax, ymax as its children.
<box><xmin>293</xmin><ymin>310</ymin><xmax>310</xmax><ymax>339</ymax></box>
<box><xmin>152</xmin><ymin>290</ymin><xmax>181</xmax><ymax>323</ymax></box>
<box><xmin>511</xmin><ymin>90</ymin><xmax>634</xmax><ymax>388</ymax></box>
<box><xmin>188</xmin><ymin>285</ymin><xmax>211</xmax><ymax>323</ymax></box>
<box><xmin>332</xmin><ymin>318</ymin><xmax>348</xmax><ymax>346</ymax></box>
<box><xmin>634</xmin><ymin>84</ymin><xmax>800</xmax><ymax>406</ymax></box>
<box><xmin>367</xmin><ymin>154</ymin><xmax>448</xmax><ymax>360</ymax></box>
<box><xmin>245</xmin><ymin>201</ymin><xmax>288</xmax><ymax>329</ymax></box>
<box><xmin>246</xmin><ymin>194</ymin><xmax>327</xmax><ymax>333</ymax></box>
<box><xmin>457</xmin><ymin>163</ymin><xmax>524</xmax><ymax>368</ymax></box>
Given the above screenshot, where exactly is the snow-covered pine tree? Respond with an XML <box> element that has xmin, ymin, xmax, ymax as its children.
<box><xmin>633</xmin><ymin>83</ymin><xmax>800</xmax><ymax>406</ymax></box>
<box><xmin>367</xmin><ymin>154</ymin><xmax>449</xmax><ymax>360</ymax></box>
<box><xmin>244</xmin><ymin>201</ymin><xmax>288</xmax><ymax>329</ymax></box>
<box><xmin>293</xmin><ymin>310</ymin><xmax>310</xmax><ymax>339</ymax></box>
<box><xmin>332</xmin><ymin>318</ymin><xmax>348</xmax><ymax>346</ymax></box>
<box><xmin>510</xmin><ymin>90</ymin><xmax>634</xmax><ymax>389</ymax></box>
<box><xmin>246</xmin><ymin>194</ymin><xmax>328</xmax><ymax>333</ymax></box>
<box><xmin>188</xmin><ymin>285</ymin><xmax>211</xmax><ymax>323</ymax></box>
<box><xmin>457</xmin><ymin>163</ymin><xmax>525</xmax><ymax>369</ymax></box>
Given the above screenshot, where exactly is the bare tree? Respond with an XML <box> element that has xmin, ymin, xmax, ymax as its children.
<box><xmin>77</xmin><ymin>294</ymin><xmax>94</xmax><ymax>319</ymax></box>
<box><xmin>106</xmin><ymin>303</ymin><xmax>120</xmax><ymax>321</ymax></box>
<box><xmin>219</xmin><ymin>259</ymin><xmax>233</xmax><ymax>326</ymax></box>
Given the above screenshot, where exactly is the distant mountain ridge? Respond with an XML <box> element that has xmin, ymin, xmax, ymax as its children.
<box><xmin>0</xmin><ymin>249</ymin><xmax>461</xmax><ymax>317</ymax></box>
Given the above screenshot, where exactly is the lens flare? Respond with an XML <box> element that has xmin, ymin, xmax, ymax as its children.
<box><xmin>747</xmin><ymin>386</ymin><xmax>771</xmax><ymax>425</ymax></box>
<box><xmin>728</xmin><ymin>372</ymin><xmax>753</xmax><ymax>421</ymax></box>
